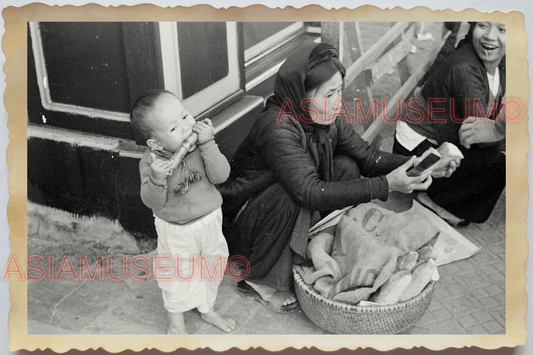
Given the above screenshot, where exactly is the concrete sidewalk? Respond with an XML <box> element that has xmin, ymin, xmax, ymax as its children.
<box><xmin>26</xmin><ymin>190</ymin><xmax>505</xmax><ymax>335</ymax></box>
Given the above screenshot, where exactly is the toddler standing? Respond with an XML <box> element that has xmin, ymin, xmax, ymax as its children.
<box><xmin>130</xmin><ymin>90</ymin><xmax>234</xmax><ymax>334</ymax></box>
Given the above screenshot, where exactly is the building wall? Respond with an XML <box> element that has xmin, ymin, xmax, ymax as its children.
<box><xmin>27</xmin><ymin>21</ymin><xmax>317</xmax><ymax>242</ymax></box>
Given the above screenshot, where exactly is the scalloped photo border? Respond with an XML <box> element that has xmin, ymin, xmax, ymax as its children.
<box><xmin>3</xmin><ymin>3</ymin><xmax>529</xmax><ymax>352</ymax></box>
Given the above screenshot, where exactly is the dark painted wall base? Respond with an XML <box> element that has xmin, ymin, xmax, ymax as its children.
<box><xmin>27</xmin><ymin>99</ymin><xmax>265</xmax><ymax>243</ymax></box>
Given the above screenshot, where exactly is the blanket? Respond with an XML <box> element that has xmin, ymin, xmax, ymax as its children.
<box><xmin>299</xmin><ymin>203</ymin><xmax>440</xmax><ymax>304</ymax></box>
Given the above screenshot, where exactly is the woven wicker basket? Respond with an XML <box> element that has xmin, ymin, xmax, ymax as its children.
<box><xmin>293</xmin><ymin>267</ymin><xmax>435</xmax><ymax>334</ymax></box>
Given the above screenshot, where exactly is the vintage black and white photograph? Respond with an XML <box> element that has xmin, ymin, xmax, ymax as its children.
<box><xmin>24</xmin><ymin>18</ymin><xmax>511</xmax><ymax>338</ymax></box>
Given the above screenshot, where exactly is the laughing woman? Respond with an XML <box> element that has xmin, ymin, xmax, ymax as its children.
<box><xmin>394</xmin><ymin>22</ymin><xmax>506</xmax><ymax>226</ymax></box>
<box><xmin>219</xmin><ymin>42</ymin><xmax>456</xmax><ymax>313</ymax></box>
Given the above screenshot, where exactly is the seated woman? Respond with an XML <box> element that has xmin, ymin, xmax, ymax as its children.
<box><xmin>394</xmin><ymin>22</ymin><xmax>506</xmax><ymax>226</ymax></box>
<box><xmin>219</xmin><ymin>42</ymin><xmax>456</xmax><ymax>313</ymax></box>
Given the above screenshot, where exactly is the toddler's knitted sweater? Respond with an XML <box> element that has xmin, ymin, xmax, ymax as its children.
<box><xmin>140</xmin><ymin>140</ymin><xmax>230</xmax><ymax>224</ymax></box>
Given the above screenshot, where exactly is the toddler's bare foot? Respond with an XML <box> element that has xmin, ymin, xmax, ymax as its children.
<box><xmin>167</xmin><ymin>325</ymin><xmax>188</xmax><ymax>335</ymax></box>
<box><xmin>200</xmin><ymin>310</ymin><xmax>236</xmax><ymax>333</ymax></box>
<box><xmin>167</xmin><ymin>311</ymin><xmax>188</xmax><ymax>334</ymax></box>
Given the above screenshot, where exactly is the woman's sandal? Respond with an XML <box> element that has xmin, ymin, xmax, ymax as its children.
<box><xmin>237</xmin><ymin>281</ymin><xmax>300</xmax><ymax>313</ymax></box>
<box><xmin>415</xmin><ymin>193</ymin><xmax>470</xmax><ymax>227</ymax></box>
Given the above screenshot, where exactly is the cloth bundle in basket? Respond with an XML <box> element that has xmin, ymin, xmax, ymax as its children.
<box><xmin>298</xmin><ymin>202</ymin><xmax>440</xmax><ymax>305</ymax></box>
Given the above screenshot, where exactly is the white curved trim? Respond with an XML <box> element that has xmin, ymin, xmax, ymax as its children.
<box><xmin>29</xmin><ymin>22</ymin><xmax>131</xmax><ymax>123</ymax></box>
<box><xmin>159</xmin><ymin>22</ymin><xmax>241</xmax><ymax>118</ymax></box>
<box><xmin>244</xmin><ymin>22</ymin><xmax>304</xmax><ymax>63</ymax></box>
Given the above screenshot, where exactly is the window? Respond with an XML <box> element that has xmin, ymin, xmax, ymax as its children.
<box><xmin>28</xmin><ymin>21</ymin><xmax>245</xmax><ymax>139</ymax></box>
<box><xmin>243</xmin><ymin>22</ymin><xmax>303</xmax><ymax>62</ymax></box>
<box><xmin>241</xmin><ymin>22</ymin><xmax>317</xmax><ymax>91</ymax></box>
<box><xmin>159</xmin><ymin>22</ymin><xmax>242</xmax><ymax>118</ymax></box>
<box><xmin>29</xmin><ymin>22</ymin><xmax>132</xmax><ymax>122</ymax></box>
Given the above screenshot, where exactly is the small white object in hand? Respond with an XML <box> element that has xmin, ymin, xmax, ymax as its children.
<box><xmin>417</xmin><ymin>32</ymin><xmax>434</xmax><ymax>41</ymax></box>
<box><xmin>439</xmin><ymin>142</ymin><xmax>464</xmax><ymax>160</ymax></box>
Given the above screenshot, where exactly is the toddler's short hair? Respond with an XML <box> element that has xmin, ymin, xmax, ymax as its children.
<box><xmin>130</xmin><ymin>90</ymin><xmax>177</xmax><ymax>140</ymax></box>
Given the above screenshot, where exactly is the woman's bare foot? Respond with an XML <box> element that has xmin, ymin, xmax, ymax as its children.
<box><xmin>416</xmin><ymin>193</ymin><xmax>465</xmax><ymax>227</ymax></box>
<box><xmin>167</xmin><ymin>311</ymin><xmax>188</xmax><ymax>334</ymax></box>
<box><xmin>200</xmin><ymin>309</ymin><xmax>236</xmax><ymax>333</ymax></box>
<box><xmin>246</xmin><ymin>281</ymin><xmax>297</xmax><ymax>306</ymax></box>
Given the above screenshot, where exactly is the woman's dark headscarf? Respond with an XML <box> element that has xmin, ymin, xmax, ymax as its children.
<box><xmin>265</xmin><ymin>42</ymin><xmax>344</xmax><ymax>181</ymax></box>
<box><xmin>265</xmin><ymin>42</ymin><xmax>343</xmax><ymax>123</ymax></box>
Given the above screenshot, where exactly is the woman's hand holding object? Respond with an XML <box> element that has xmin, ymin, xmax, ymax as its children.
<box><xmin>432</xmin><ymin>142</ymin><xmax>464</xmax><ymax>178</ymax></box>
<box><xmin>386</xmin><ymin>156</ymin><xmax>432</xmax><ymax>194</ymax></box>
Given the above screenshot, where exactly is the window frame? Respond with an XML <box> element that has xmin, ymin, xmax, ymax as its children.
<box><xmin>29</xmin><ymin>21</ymin><xmax>132</xmax><ymax>123</ymax></box>
<box><xmin>243</xmin><ymin>22</ymin><xmax>305</xmax><ymax>64</ymax></box>
<box><xmin>158</xmin><ymin>22</ymin><xmax>244</xmax><ymax>119</ymax></box>
<box><xmin>29</xmin><ymin>21</ymin><xmax>246</xmax><ymax>131</ymax></box>
<box><xmin>243</xmin><ymin>22</ymin><xmax>319</xmax><ymax>92</ymax></box>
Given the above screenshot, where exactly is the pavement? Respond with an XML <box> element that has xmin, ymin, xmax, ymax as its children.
<box><xmin>26</xmin><ymin>189</ymin><xmax>506</xmax><ymax>335</ymax></box>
